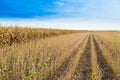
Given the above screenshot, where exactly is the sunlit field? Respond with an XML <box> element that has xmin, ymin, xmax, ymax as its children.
<box><xmin>0</xmin><ymin>27</ymin><xmax>120</xmax><ymax>80</ymax></box>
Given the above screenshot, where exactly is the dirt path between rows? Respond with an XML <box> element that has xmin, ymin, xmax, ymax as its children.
<box><xmin>71</xmin><ymin>36</ymin><xmax>92</xmax><ymax>80</ymax></box>
<box><xmin>45</xmin><ymin>35</ymin><xmax>88</xmax><ymax>80</ymax></box>
<box><xmin>91</xmin><ymin>35</ymin><xmax>102</xmax><ymax>80</ymax></box>
<box><xmin>92</xmin><ymin>35</ymin><xmax>115</xmax><ymax>80</ymax></box>
<box><xmin>45</xmin><ymin>34</ymin><xmax>115</xmax><ymax>80</ymax></box>
<box><xmin>70</xmin><ymin>34</ymin><xmax>115</xmax><ymax>80</ymax></box>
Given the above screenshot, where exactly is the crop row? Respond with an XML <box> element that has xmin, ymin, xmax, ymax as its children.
<box><xmin>93</xmin><ymin>32</ymin><xmax>120</xmax><ymax>79</ymax></box>
<box><xmin>0</xmin><ymin>27</ymin><xmax>85</xmax><ymax>47</ymax></box>
<box><xmin>0</xmin><ymin>31</ymin><xmax>119</xmax><ymax>80</ymax></box>
<box><xmin>0</xmin><ymin>32</ymin><xmax>88</xmax><ymax>80</ymax></box>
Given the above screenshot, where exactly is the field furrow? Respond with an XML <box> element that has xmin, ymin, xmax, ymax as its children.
<box><xmin>62</xmin><ymin>35</ymin><xmax>89</xmax><ymax>80</ymax></box>
<box><xmin>45</xmin><ymin>34</ymin><xmax>89</xmax><ymax>80</ymax></box>
<box><xmin>92</xmin><ymin>35</ymin><xmax>115</xmax><ymax>80</ymax></box>
<box><xmin>91</xmin><ymin>35</ymin><xmax>102</xmax><ymax>80</ymax></box>
<box><xmin>71</xmin><ymin>36</ymin><xmax>92</xmax><ymax>80</ymax></box>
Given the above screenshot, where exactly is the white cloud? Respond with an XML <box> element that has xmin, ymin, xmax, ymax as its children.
<box><xmin>53</xmin><ymin>0</ymin><xmax>120</xmax><ymax>21</ymax></box>
<box><xmin>54</xmin><ymin>1</ymin><xmax>64</xmax><ymax>6</ymax></box>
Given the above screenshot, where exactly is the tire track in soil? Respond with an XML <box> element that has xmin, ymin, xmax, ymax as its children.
<box><xmin>62</xmin><ymin>35</ymin><xmax>89</xmax><ymax>80</ymax></box>
<box><xmin>71</xmin><ymin>36</ymin><xmax>92</xmax><ymax>80</ymax></box>
<box><xmin>45</xmin><ymin>35</ymin><xmax>88</xmax><ymax>80</ymax></box>
<box><xmin>91</xmin><ymin>35</ymin><xmax>102</xmax><ymax>80</ymax></box>
<box><xmin>68</xmin><ymin>34</ymin><xmax>88</xmax><ymax>50</ymax></box>
<box><xmin>92</xmin><ymin>35</ymin><xmax>116</xmax><ymax>80</ymax></box>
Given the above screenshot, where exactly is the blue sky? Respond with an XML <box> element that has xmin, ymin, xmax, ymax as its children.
<box><xmin>0</xmin><ymin>0</ymin><xmax>120</xmax><ymax>30</ymax></box>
